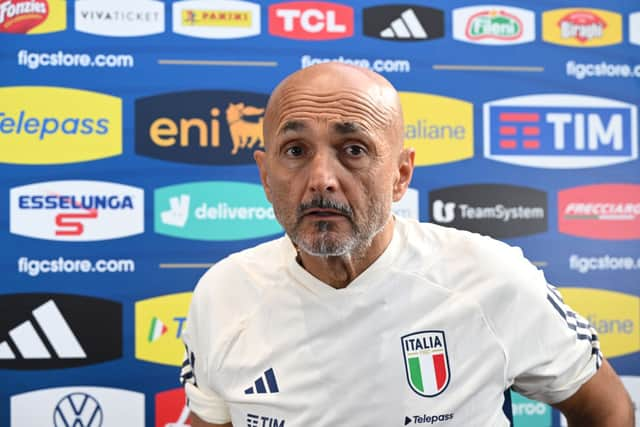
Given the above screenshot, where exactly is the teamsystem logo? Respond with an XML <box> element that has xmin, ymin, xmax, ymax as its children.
<box><xmin>155</xmin><ymin>181</ymin><xmax>282</xmax><ymax>241</ymax></box>
<box><xmin>269</xmin><ymin>1</ymin><xmax>353</xmax><ymax>40</ymax></box>
<box><xmin>0</xmin><ymin>0</ymin><xmax>66</xmax><ymax>34</ymax></box>
<box><xmin>173</xmin><ymin>0</ymin><xmax>260</xmax><ymax>39</ymax></box>
<box><xmin>542</xmin><ymin>8</ymin><xmax>622</xmax><ymax>47</ymax></box>
<box><xmin>75</xmin><ymin>0</ymin><xmax>165</xmax><ymax>37</ymax></box>
<box><xmin>429</xmin><ymin>184</ymin><xmax>547</xmax><ymax>238</ymax></box>
<box><xmin>10</xmin><ymin>180</ymin><xmax>144</xmax><ymax>241</ymax></box>
<box><xmin>452</xmin><ymin>5</ymin><xmax>535</xmax><ymax>45</ymax></box>
<box><xmin>0</xmin><ymin>293</ymin><xmax>122</xmax><ymax>369</ymax></box>
<box><xmin>363</xmin><ymin>5</ymin><xmax>443</xmax><ymax>41</ymax></box>
<box><xmin>483</xmin><ymin>94</ymin><xmax>638</xmax><ymax>168</ymax></box>
<box><xmin>11</xmin><ymin>386</ymin><xmax>144</xmax><ymax>427</ymax></box>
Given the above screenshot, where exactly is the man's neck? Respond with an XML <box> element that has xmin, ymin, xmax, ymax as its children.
<box><xmin>296</xmin><ymin>217</ymin><xmax>395</xmax><ymax>289</ymax></box>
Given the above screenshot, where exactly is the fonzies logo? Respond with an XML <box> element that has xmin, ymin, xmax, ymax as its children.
<box><xmin>400</xmin><ymin>92</ymin><xmax>473</xmax><ymax>166</ymax></box>
<box><xmin>269</xmin><ymin>1</ymin><xmax>353</xmax><ymax>40</ymax></box>
<box><xmin>429</xmin><ymin>184</ymin><xmax>547</xmax><ymax>238</ymax></box>
<box><xmin>136</xmin><ymin>90</ymin><xmax>267</xmax><ymax>165</ymax></box>
<box><xmin>135</xmin><ymin>292</ymin><xmax>191</xmax><ymax>366</ymax></box>
<box><xmin>558</xmin><ymin>184</ymin><xmax>640</xmax><ymax>240</ymax></box>
<box><xmin>543</xmin><ymin>8</ymin><xmax>621</xmax><ymax>47</ymax></box>
<box><xmin>0</xmin><ymin>0</ymin><xmax>66</xmax><ymax>34</ymax></box>
<box><xmin>483</xmin><ymin>94</ymin><xmax>638</xmax><ymax>168</ymax></box>
<box><xmin>0</xmin><ymin>294</ymin><xmax>122</xmax><ymax>369</ymax></box>
<box><xmin>402</xmin><ymin>331</ymin><xmax>450</xmax><ymax>397</ymax></box>
<box><xmin>452</xmin><ymin>5</ymin><xmax>535</xmax><ymax>45</ymax></box>
<box><xmin>0</xmin><ymin>86</ymin><xmax>122</xmax><ymax>165</ymax></box>
<box><xmin>155</xmin><ymin>181</ymin><xmax>282</xmax><ymax>240</ymax></box>
<box><xmin>10</xmin><ymin>180</ymin><xmax>144</xmax><ymax>241</ymax></box>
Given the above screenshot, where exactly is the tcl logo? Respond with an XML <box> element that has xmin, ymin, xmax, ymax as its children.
<box><xmin>269</xmin><ymin>1</ymin><xmax>353</xmax><ymax>40</ymax></box>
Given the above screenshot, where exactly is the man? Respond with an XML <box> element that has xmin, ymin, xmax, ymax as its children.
<box><xmin>181</xmin><ymin>63</ymin><xmax>633</xmax><ymax>426</ymax></box>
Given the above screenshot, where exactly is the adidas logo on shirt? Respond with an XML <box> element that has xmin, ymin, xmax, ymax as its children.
<box><xmin>363</xmin><ymin>5</ymin><xmax>444</xmax><ymax>41</ymax></box>
<box><xmin>244</xmin><ymin>368</ymin><xmax>280</xmax><ymax>394</ymax></box>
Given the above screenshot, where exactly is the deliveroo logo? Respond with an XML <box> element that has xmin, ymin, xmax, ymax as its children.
<box><xmin>154</xmin><ymin>181</ymin><xmax>283</xmax><ymax>240</ymax></box>
<box><xmin>511</xmin><ymin>391</ymin><xmax>551</xmax><ymax>427</ymax></box>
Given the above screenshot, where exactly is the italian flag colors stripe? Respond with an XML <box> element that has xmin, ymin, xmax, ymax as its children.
<box><xmin>148</xmin><ymin>317</ymin><xmax>168</xmax><ymax>342</ymax></box>
<box><xmin>409</xmin><ymin>353</ymin><xmax>447</xmax><ymax>394</ymax></box>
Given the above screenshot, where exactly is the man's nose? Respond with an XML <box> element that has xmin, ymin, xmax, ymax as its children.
<box><xmin>307</xmin><ymin>150</ymin><xmax>339</xmax><ymax>193</ymax></box>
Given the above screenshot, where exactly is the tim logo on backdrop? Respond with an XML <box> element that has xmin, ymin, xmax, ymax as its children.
<box><xmin>483</xmin><ymin>94</ymin><xmax>638</xmax><ymax>168</ymax></box>
<box><xmin>0</xmin><ymin>0</ymin><xmax>66</xmax><ymax>33</ymax></box>
<box><xmin>363</xmin><ymin>5</ymin><xmax>443</xmax><ymax>41</ymax></box>
<box><xmin>558</xmin><ymin>183</ymin><xmax>640</xmax><ymax>240</ymax></box>
<box><xmin>0</xmin><ymin>86</ymin><xmax>122</xmax><ymax>165</ymax></box>
<box><xmin>75</xmin><ymin>0</ymin><xmax>164</xmax><ymax>37</ymax></box>
<box><xmin>10</xmin><ymin>180</ymin><xmax>144</xmax><ymax>241</ymax></box>
<box><xmin>452</xmin><ymin>5</ymin><xmax>535</xmax><ymax>45</ymax></box>
<box><xmin>400</xmin><ymin>92</ymin><xmax>473</xmax><ymax>166</ymax></box>
<box><xmin>269</xmin><ymin>1</ymin><xmax>352</xmax><ymax>40</ymax></box>
<box><xmin>136</xmin><ymin>90</ymin><xmax>268</xmax><ymax>165</ymax></box>
<box><xmin>173</xmin><ymin>0</ymin><xmax>260</xmax><ymax>38</ymax></box>
<box><xmin>543</xmin><ymin>8</ymin><xmax>622</xmax><ymax>47</ymax></box>
<box><xmin>11</xmin><ymin>386</ymin><xmax>145</xmax><ymax>426</ymax></box>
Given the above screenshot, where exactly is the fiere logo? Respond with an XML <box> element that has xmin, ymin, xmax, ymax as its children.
<box><xmin>0</xmin><ymin>0</ymin><xmax>66</xmax><ymax>34</ymax></box>
<box><xmin>483</xmin><ymin>94</ymin><xmax>638</xmax><ymax>168</ymax></box>
<box><xmin>543</xmin><ymin>8</ymin><xmax>622</xmax><ymax>47</ymax></box>
<box><xmin>558</xmin><ymin>184</ymin><xmax>640</xmax><ymax>240</ymax></box>
<box><xmin>75</xmin><ymin>0</ymin><xmax>165</xmax><ymax>37</ymax></box>
<box><xmin>452</xmin><ymin>6</ymin><xmax>535</xmax><ymax>45</ymax></box>
<box><xmin>269</xmin><ymin>1</ymin><xmax>352</xmax><ymax>40</ymax></box>
<box><xmin>363</xmin><ymin>5</ymin><xmax>443</xmax><ymax>41</ymax></box>
<box><xmin>173</xmin><ymin>0</ymin><xmax>260</xmax><ymax>39</ymax></box>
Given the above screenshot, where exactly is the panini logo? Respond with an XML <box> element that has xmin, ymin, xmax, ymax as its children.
<box><xmin>452</xmin><ymin>6</ymin><xmax>535</xmax><ymax>45</ymax></box>
<box><xmin>135</xmin><ymin>292</ymin><xmax>191</xmax><ymax>366</ymax></box>
<box><xmin>400</xmin><ymin>92</ymin><xmax>473</xmax><ymax>166</ymax></box>
<box><xmin>155</xmin><ymin>388</ymin><xmax>191</xmax><ymax>427</ymax></box>
<box><xmin>558</xmin><ymin>184</ymin><xmax>640</xmax><ymax>240</ymax></box>
<box><xmin>0</xmin><ymin>0</ymin><xmax>66</xmax><ymax>34</ymax></box>
<box><xmin>75</xmin><ymin>0</ymin><xmax>165</xmax><ymax>37</ymax></box>
<box><xmin>10</xmin><ymin>180</ymin><xmax>144</xmax><ymax>241</ymax></box>
<box><xmin>543</xmin><ymin>8</ymin><xmax>622</xmax><ymax>47</ymax></box>
<box><xmin>363</xmin><ymin>5</ymin><xmax>443</xmax><ymax>41</ymax></box>
<box><xmin>269</xmin><ymin>1</ymin><xmax>353</xmax><ymax>40</ymax></box>
<box><xmin>11</xmin><ymin>386</ymin><xmax>144</xmax><ymax>427</ymax></box>
<box><xmin>135</xmin><ymin>90</ymin><xmax>267</xmax><ymax>164</ymax></box>
<box><xmin>429</xmin><ymin>184</ymin><xmax>547</xmax><ymax>238</ymax></box>
<box><xmin>559</xmin><ymin>288</ymin><xmax>639</xmax><ymax>358</ymax></box>
<box><xmin>0</xmin><ymin>86</ymin><xmax>122</xmax><ymax>165</ymax></box>
<box><xmin>155</xmin><ymin>181</ymin><xmax>282</xmax><ymax>241</ymax></box>
<box><xmin>0</xmin><ymin>293</ymin><xmax>122</xmax><ymax>369</ymax></box>
<box><xmin>173</xmin><ymin>0</ymin><xmax>260</xmax><ymax>39</ymax></box>
<box><xmin>483</xmin><ymin>94</ymin><xmax>638</xmax><ymax>168</ymax></box>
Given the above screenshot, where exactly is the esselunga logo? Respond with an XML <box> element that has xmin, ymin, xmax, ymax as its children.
<box><xmin>135</xmin><ymin>292</ymin><xmax>192</xmax><ymax>366</ymax></box>
<box><xmin>173</xmin><ymin>0</ymin><xmax>260</xmax><ymax>39</ymax></box>
<box><xmin>452</xmin><ymin>5</ymin><xmax>535</xmax><ymax>45</ymax></box>
<box><xmin>155</xmin><ymin>181</ymin><xmax>283</xmax><ymax>241</ymax></box>
<box><xmin>75</xmin><ymin>0</ymin><xmax>165</xmax><ymax>37</ymax></box>
<box><xmin>10</xmin><ymin>180</ymin><xmax>144</xmax><ymax>241</ymax></box>
<box><xmin>135</xmin><ymin>90</ymin><xmax>267</xmax><ymax>165</ymax></box>
<box><xmin>0</xmin><ymin>0</ymin><xmax>66</xmax><ymax>34</ymax></box>
<box><xmin>400</xmin><ymin>92</ymin><xmax>473</xmax><ymax>167</ymax></box>
<box><xmin>542</xmin><ymin>8</ymin><xmax>622</xmax><ymax>47</ymax></box>
<box><xmin>558</xmin><ymin>288</ymin><xmax>639</xmax><ymax>358</ymax></box>
<box><xmin>0</xmin><ymin>86</ymin><xmax>122</xmax><ymax>165</ymax></box>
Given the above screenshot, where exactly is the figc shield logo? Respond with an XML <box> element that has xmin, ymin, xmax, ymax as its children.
<box><xmin>401</xmin><ymin>330</ymin><xmax>450</xmax><ymax>397</ymax></box>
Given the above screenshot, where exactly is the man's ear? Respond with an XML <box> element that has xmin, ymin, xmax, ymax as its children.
<box><xmin>254</xmin><ymin>150</ymin><xmax>272</xmax><ymax>203</ymax></box>
<box><xmin>392</xmin><ymin>148</ymin><xmax>415</xmax><ymax>202</ymax></box>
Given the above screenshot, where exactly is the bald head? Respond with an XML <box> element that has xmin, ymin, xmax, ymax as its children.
<box><xmin>263</xmin><ymin>63</ymin><xmax>404</xmax><ymax>152</ymax></box>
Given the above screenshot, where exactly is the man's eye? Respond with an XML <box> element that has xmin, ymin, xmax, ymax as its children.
<box><xmin>285</xmin><ymin>145</ymin><xmax>304</xmax><ymax>157</ymax></box>
<box><xmin>345</xmin><ymin>145</ymin><xmax>366</xmax><ymax>156</ymax></box>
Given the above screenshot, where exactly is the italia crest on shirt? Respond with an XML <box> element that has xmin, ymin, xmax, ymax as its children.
<box><xmin>401</xmin><ymin>330</ymin><xmax>451</xmax><ymax>397</ymax></box>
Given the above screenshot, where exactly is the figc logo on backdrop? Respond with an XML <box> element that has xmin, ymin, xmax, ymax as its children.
<box><xmin>75</xmin><ymin>0</ymin><xmax>165</xmax><ymax>37</ymax></box>
<box><xmin>0</xmin><ymin>86</ymin><xmax>122</xmax><ymax>165</ymax></box>
<box><xmin>452</xmin><ymin>5</ymin><xmax>535</xmax><ymax>45</ymax></box>
<box><xmin>542</xmin><ymin>8</ymin><xmax>622</xmax><ymax>47</ymax></box>
<box><xmin>173</xmin><ymin>0</ymin><xmax>260</xmax><ymax>39</ymax></box>
<box><xmin>483</xmin><ymin>94</ymin><xmax>638</xmax><ymax>168</ymax></box>
<box><xmin>0</xmin><ymin>0</ymin><xmax>66</xmax><ymax>34</ymax></box>
<box><xmin>10</xmin><ymin>180</ymin><xmax>144</xmax><ymax>241</ymax></box>
<box><xmin>558</xmin><ymin>184</ymin><xmax>640</xmax><ymax>240</ymax></box>
<box><xmin>269</xmin><ymin>1</ymin><xmax>353</xmax><ymax>40</ymax></box>
<box><xmin>155</xmin><ymin>181</ymin><xmax>282</xmax><ymax>241</ymax></box>
<box><xmin>400</xmin><ymin>92</ymin><xmax>473</xmax><ymax>166</ymax></box>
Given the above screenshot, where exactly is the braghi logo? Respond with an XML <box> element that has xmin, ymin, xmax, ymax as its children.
<box><xmin>0</xmin><ymin>0</ymin><xmax>66</xmax><ymax>34</ymax></box>
<box><xmin>135</xmin><ymin>90</ymin><xmax>268</xmax><ymax>165</ymax></box>
<box><xmin>363</xmin><ymin>5</ymin><xmax>443</xmax><ymax>41</ymax></box>
<box><xmin>543</xmin><ymin>8</ymin><xmax>622</xmax><ymax>47</ymax></box>
<box><xmin>75</xmin><ymin>0</ymin><xmax>165</xmax><ymax>37</ymax></box>
<box><xmin>400</xmin><ymin>92</ymin><xmax>473</xmax><ymax>166</ymax></box>
<box><xmin>452</xmin><ymin>5</ymin><xmax>535</xmax><ymax>45</ymax></box>
<box><xmin>269</xmin><ymin>1</ymin><xmax>353</xmax><ymax>40</ymax></box>
<box><xmin>483</xmin><ymin>94</ymin><xmax>638</xmax><ymax>168</ymax></box>
<box><xmin>558</xmin><ymin>184</ymin><xmax>640</xmax><ymax>240</ymax></box>
<box><xmin>173</xmin><ymin>0</ymin><xmax>260</xmax><ymax>39</ymax></box>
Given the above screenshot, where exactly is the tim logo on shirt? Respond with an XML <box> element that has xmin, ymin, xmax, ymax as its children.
<box><xmin>402</xmin><ymin>331</ymin><xmax>450</xmax><ymax>397</ymax></box>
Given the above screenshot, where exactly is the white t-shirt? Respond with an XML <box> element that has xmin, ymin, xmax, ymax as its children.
<box><xmin>181</xmin><ymin>217</ymin><xmax>601</xmax><ymax>426</ymax></box>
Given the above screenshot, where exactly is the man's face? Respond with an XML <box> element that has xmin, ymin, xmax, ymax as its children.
<box><xmin>256</xmin><ymin>79</ymin><xmax>405</xmax><ymax>257</ymax></box>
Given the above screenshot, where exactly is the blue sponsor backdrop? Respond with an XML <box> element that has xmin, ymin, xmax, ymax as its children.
<box><xmin>1</xmin><ymin>1</ymin><xmax>639</xmax><ymax>426</ymax></box>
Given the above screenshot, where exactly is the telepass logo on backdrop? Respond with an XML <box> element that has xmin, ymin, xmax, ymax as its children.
<box><xmin>269</xmin><ymin>1</ymin><xmax>353</xmax><ymax>40</ymax></box>
<box><xmin>0</xmin><ymin>0</ymin><xmax>66</xmax><ymax>34</ymax></box>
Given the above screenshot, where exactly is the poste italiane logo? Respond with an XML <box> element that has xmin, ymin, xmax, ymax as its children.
<box><xmin>0</xmin><ymin>86</ymin><xmax>122</xmax><ymax>165</ymax></box>
<box><xmin>0</xmin><ymin>0</ymin><xmax>66</xmax><ymax>34</ymax></box>
<box><xmin>542</xmin><ymin>8</ymin><xmax>622</xmax><ymax>47</ymax></box>
<box><xmin>559</xmin><ymin>288</ymin><xmax>639</xmax><ymax>358</ymax></box>
<box><xmin>135</xmin><ymin>292</ymin><xmax>192</xmax><ymax>366</ymax></box>
<box><xmin>452</xmin><ymin>5</ymin><xmax>535</xmax><ymax>45</ymax></box>
<box><xmin>400</xmin><ymin>92</ymin><xmax>473</xmax><ymax>167</ymax></box>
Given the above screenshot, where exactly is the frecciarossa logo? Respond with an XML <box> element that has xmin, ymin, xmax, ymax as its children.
<box><xmin>135</xmin><ymin>90</ymin><xmax>268</xmax><ymax>165</ymax></box>
<box><xmin>10</xmin><ymin>180</ymin><xmax>144</xmax><ymax>241</ymax></box>
<box><xmin>269</xmin><ymin>1</ymin><xmax>353</xmax><ymax>40</ymax></box>
<box><xmin>558</xmin><ymin>184</ymin><xmax>640</xmax><ymax>240</ymax></box>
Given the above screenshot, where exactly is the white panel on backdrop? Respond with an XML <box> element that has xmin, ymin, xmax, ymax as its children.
<box><xmin>392</xmin><ymin>187</ymin><xmax>420</xmax><ymax>220</ymax></box>
<box><xmin>75</xmin><ymin>0</ymin><xmax>165</xmax><ymax>37</ymax></box>
<box><xmin>630</xmin><ymin>13</ymin><xmax>640</xmax><ymax>45</ymax></box>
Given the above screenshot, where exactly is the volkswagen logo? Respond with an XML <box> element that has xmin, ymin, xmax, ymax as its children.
<box><xmin>54</xmin><ymin>392</ymin><xmax>103</xmax><ymax>427</ymax></box>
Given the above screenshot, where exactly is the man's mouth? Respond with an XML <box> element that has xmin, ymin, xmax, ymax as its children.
<box><xmin>304</xmin><ymin>208</ymin><xmax>346</xmax><ymax>218</ymax></box>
